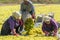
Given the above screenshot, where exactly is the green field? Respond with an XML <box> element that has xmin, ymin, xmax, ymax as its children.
<box><xmin>0</xmin><ymin>4</ymin><xmax>60</xmax><ymax>40</ymax></box>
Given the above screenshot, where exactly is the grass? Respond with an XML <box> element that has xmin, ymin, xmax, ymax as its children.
<box><xmin>0</xmin><ymin>4</ymin><xmax>60</xmax><ymax>40</ymax></box>
<box><xmin>0</xmin><ymin>35</ymin><xmax>57</xmax><ymax>40</ymax></box>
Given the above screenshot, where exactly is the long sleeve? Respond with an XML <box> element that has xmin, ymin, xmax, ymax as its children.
<box><xmin>51</xmin><ymin>19</ymin><xmax>58</xmax><ymax>33</ymax></box>
<box><xmin>29</xmin><ymin>3</ymin><xmax>35</xmax><ymax>19</ymax></box>
<box><xmin>8</xmin><ymin>18</ymin><xmax>15</xmax><ymax>30</ymax></box>
<box><xmin>29</xmin><ymin>3</ymin><xmax>35</xmax><ymax>15</ymax></box>
<box><xmin>42</xmin><ymin>22</ymin><xmax>47</xmax><ymax>33</ymax></box>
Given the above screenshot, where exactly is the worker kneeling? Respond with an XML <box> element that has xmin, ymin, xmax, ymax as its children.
<box><xmin>42</xmin><ymin>16</ymin><xmax>58</xmax><ymax>36</ymax></box>
<box><xmin>1</xmin><ymin>11</ymin><xmax>23</xmax><ymax>36</ymax></box>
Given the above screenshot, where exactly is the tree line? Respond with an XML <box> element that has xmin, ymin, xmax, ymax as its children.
<box><xmin>0</xmin><ymin>0</ymin><xmax>60</xmax><ymax>4</ymax></box>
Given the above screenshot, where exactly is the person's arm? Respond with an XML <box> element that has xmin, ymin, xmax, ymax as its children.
<box><xmin>8</xmin><ymin>18</ymin><xmax>19</xmax><ymax>36</ymax></box>
<box><xmin>42</xmin><ymin>22</ymin><xmax>49</xmax><ymax>34</ymax></box>
<box><xmin>29</xmin><ymin>2</ymin><xmax>35</xmax><ymax>19</ymax></box>
<box><xmin>8</xmin><ymin>18</ymin><xmax>15</xmax><ymax>30</ymax></box>
<box><xmin>51</xmin><ymin>19</ymin><xmax>58</xmax><ymax>35</ymax></box>
<box><xmin>31</xmin><ymin>6</ymin><xmax>35</xmax><ymax>19</ymax></box>
<box><xmin>30</xmin><ymin>5</ymin><xmax>35</xmax><ymax>15</ymax></box>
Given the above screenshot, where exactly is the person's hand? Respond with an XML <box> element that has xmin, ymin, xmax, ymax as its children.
<box><xmin>32</xmin><ymin>14</ymin><xmax>35</xmax><ymax>19</ymax></box>
<box><xmin>12</xmin><ymin>32</ymin><xmax>20</xmax><ymax>36</ymax></box>
<box><xmin>14</xmin><ymin>33</ymin><xmax>20</xmax><ymax>36</ymax></box>
<box><xmin>45</xmin><ymin>31</ymin><xmax>49</xmax><ymax>36</ymax></box>
<box><xmin>11</xmin><ymin>29</ymin><xmax>19</xmax><ymax>36</ymax></box>
<box><xmin>52</xmin><ymin>31</ymin><xmax>57</xmax><ymax>36</ymax></box>
<box><xmin>45</xmin><ymin>33</ymin><xmax>49</xmax><ymax>36</ymax></box>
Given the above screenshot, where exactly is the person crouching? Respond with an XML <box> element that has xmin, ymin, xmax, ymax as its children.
<box><xmin>42</xmin><ymin>16</ymin><xmax>58</xmax><ymax>36</ymax></box>
<box><xmin>1</xmin><ymin>11</ymin><xmax>23</xmax><ymax>36</ymax></box>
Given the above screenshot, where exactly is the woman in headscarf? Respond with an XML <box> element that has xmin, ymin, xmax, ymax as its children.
<box><xmin>42</xmin><ymin>16</ymin><xmax>58</xmax><ymax>36</ymax></box>
<box><xmin>20</xmin><ymin>0</ymin><xmax>35</xmax><ymax>22</ymax></box>
<box><xmin>1</xmin><ymin>11</ymin><xmax>23</xmax><ymax>36</ymax></box>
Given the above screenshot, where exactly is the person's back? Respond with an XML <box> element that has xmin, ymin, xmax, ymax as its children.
<box><xmin>1</xmin><ymin>16</ymin><xmax>13</xmax><ymax>35</ymax></box>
